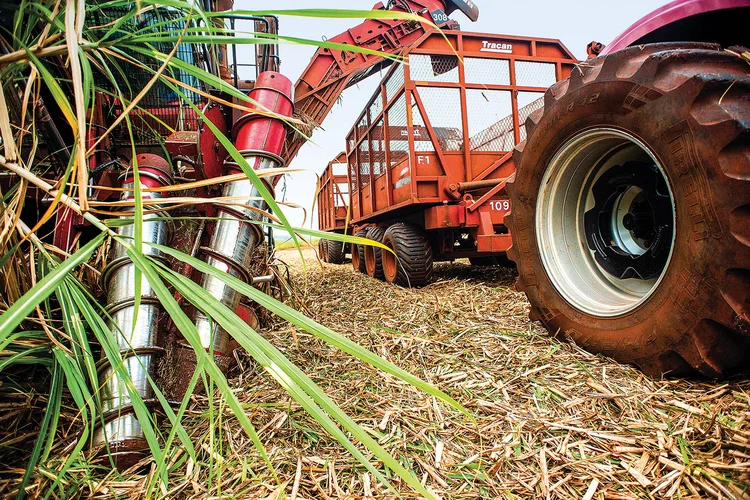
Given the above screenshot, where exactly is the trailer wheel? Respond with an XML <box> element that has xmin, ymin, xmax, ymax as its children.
<box><xmin>507</xmin><ymin>43</ymin><xmax>750</xmax><ymax>378</ymax></box>
<box><xmin>352</xmin><ymin>229</ymin><xmax>368</xmax><ymax>273</ymax></box>
<box><xmin>318</xmin><ymin>239</ymin><xmax>328</xmax><ymax>263</ymax></box>
<box><xmin>382</xmin><ymin>223</ymin><xmax>433</xmax><ymax>287</ymax></box>
<box><xmin>364</xmin><ymin>226</ymin><xmax>386</xmax><ymax>280</ymax></box>
<box><xmin>327</xmin><ymin>239</ymin><xmax>346</xmax><ymax>264</ymax></box>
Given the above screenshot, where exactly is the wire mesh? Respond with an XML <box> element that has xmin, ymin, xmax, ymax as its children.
<box><xmin>410</xmin><ymin>103</ymin><xmax>435</xmax><ymax>153</ymax></box>
<box><xmin>385</xmin><ymin>64</ymin><xmax>405</xmax><ymax>102</ymax></box>
<box><xmin>465</xmin><ymin>57</ymin><xmax>510</xmax><ymax>85</ymax></box>
<box><xmin>335</xmin><ymin>182</ymin><xmax>350</xmax><ymax>207</ymax></box>
<box><xmin>409</xmin><ymin>54</ymin><xmax>460</xmax><ymax>83</ymax></box>
<box><xmin>357</xmin><ymin>114</ymin><xmax>369</xmax><ymax>141</ymax></box>
<box><xmin>515</xmin><ymin>61</ymin><xmax>556</xmax><ymax>88</ymax></box>
<box><xmin>358</xmin><ymin>140</ymin><xmax>371</xmax><ymax>184</ymax></box>
<box><xmin>387</xmin><ymin>95</ymin><xmax>410</xmax><ymax>167</ymax></box>
<box><xmin>517</xmin><ymin>91</ymin><xmax>545</xmax><ymax>142</ymax></box>
<box><xmin>370</xmin><ymin>119</ymin><xmax>386</xmax><ymax>176</ymax></box>
<box><xmin>414</xmin><ymin>87</ymin><xmax>463</xmax><ymax>152</ymax></box>
<box><xmin>347</xmin><ymin>139</ymin><xmax>358</xmax><ymax>187</ymax></box>
<box><xmin>369</xmin><ymin>93</ymin><xmax>383</xmax><ymax>122</ymax></box>
<box><xmin>467</xmin><ymin>89</ymin><xmax>514</xmax><ymax>151</ymax></box>
<box><xmin>88</xmin><ymin>6</ymin><xmax>207</xmax><ymax>145</ymax></box>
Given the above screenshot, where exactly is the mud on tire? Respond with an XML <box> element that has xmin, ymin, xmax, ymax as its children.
<box><xmin>382</xmin><ymin>223</ymin><xmax>433</xmax><ymax>287</ymax></box>
<box><xmin>507</xmin><ymin>43</ymin><xmax>750</xmax><ymax>378</ymax></box>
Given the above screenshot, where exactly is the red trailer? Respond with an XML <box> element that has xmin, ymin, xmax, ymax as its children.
<box><xmin>327</xmin><ymin>30</ymin><xmax>577</xmax><ymax>285</ymax></box>
<box><xmin>316</xmin><ymin>152</ymin><xmax>351</xmax><ymax>263</ymax></box>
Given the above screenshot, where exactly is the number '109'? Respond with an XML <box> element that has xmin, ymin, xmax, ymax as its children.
<box><xmin>489</xmin><ymin>200</ymin><xmax>510</xmax><ymax>211</ymax></box>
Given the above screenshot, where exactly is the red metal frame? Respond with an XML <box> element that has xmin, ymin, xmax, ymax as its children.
<box><xmin>316</xmin><ymin>152</ymin><xmax>351</xmax><ymax>233</ymax></box>
<box><xmin>341</xmin><ymin>29</ymin><xmax>576</xmax><ymax>258</ymax></box>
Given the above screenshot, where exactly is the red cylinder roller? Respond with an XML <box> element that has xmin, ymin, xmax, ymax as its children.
<box><xmin>122</xmin><ymin>153</ymin><xmax>173</xmax><ymax>197</ymax></box>
<box><xmin>233</xmin><ymin>71</ymin><xmax>294</xmax><ymax>161</ymax></box>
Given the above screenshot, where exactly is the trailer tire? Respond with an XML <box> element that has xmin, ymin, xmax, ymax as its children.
<box><xmin>318</xmin><ymin>239</ymin><xmax>328</xmax><ymax>263</ymax></box>
<box><xmin>364</xmin><ymin>226</ymin><xmax>386</xmax><ymax>280</ymax></box>
<box><xmin>382</xmin><ymin>223</ymin><xmax>433</xmax><ymax>287</ymax></box>
<box><xmin>352</xmin><ymin>229</ymin><xmax>368</xmax><ymax>273</ymax></box>
<box><xmin>327</xmin><ymin>239</ymin><xmax>346</xmax><ymax>264</ymax></box>
<box><xmin>507</xmin><ymin>43</ymin><xmax>750</xmax><ymax>378</ymax></box>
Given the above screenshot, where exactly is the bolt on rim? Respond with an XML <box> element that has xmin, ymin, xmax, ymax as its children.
<box><xmin>535</xmin><ymin>128</ymin><xmax>676</xmax><ymax>317</ymax></box>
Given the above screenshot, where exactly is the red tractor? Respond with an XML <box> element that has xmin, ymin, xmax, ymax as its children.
<box><xmin>316</xmin><ymin>0</ymin><xmax>750</xmax><ymax>377</ymax></box>
<box><xmin>507</xmin><ymin>0</ymin><xmax>750</xmax><ymax>377</ymax></box>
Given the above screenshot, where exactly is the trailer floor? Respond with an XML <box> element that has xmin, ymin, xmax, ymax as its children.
<box><xmin>169</xmin><ymin>246</ymin><xmax>744</xmax><ymax>500</ymax></box>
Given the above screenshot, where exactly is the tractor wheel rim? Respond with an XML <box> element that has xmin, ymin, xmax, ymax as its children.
<box><xmin>536</xmin><ymin>128</ymin><xmax>676</xmax><ymax>317</ymax></box>
<box><xmin>382</xmin><ymin>239</ymin><xmax>397</xmax><ymax>282</ymax></box>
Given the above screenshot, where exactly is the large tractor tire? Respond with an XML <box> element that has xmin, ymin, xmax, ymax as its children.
<box><xmin>352</xmin><ymin>229</ymin><xmax>368</xmax><ymax>273</ymax></box>
<box><xmin>507</xmin><ymin>43</ymin><xmax>750</xmax><ymax>378</ymax></box>
<box><xmin>318</xmin><ymin>239</ymin><xmax>328</xmax><ymax>263</ymax></box>
<box><xmin>364</xmin><ymin>226</ymin><xmax>386</xmax><ymax>280</ymax></box>
<box><xmin>382</xmin><ymin>223</ymin><xmax>433</xmax><ymax>287</ymax></box>
<box><xmin>327</xmin><ymin>239</ymin><xmax>346</xmax><ymax>264</ymax></box>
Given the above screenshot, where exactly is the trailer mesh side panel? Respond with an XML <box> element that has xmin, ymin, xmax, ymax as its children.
<box><xmin>467</xmin><ymin>89</ymin><xmax>513</xmax><ymax>151</ymax></box>
<box><xmin>415</xmin><ymin>87</ymin><xmax>462</xmax><ymax>152</ymax></box>
<box><xmin>358</xmin><ymin>141</ymin><xmax>370</xmax><ymax>182</ymax></box>
<box><xmin>371</xmin><ymin>119</ymin><xmax>386</xmax><ymax>175</ymax></box>
<box><xmin>342</xmin><ymin>30</ymin><xmax>578</xmax><ymax>225</ymax></box>
<box><xmin>464</xmin><ymin>57</ymin><xmax>510</xmax><ymax>85</ymax></box>
<box><xmin>385</xmin><ymin>64</ymin><xmax>404</xmax><ymax>102</ymax></box>
<box><xmin>369</xmin><ymin>94</ymin><xmax>383</xmax><ymax>121</ymax></box>
<box><xmin>409</xmin><ymin>54</ymin><xmax>459</xmax><ymax>83</ymax></box>
<box><xmin>387</xmin><ymin>95</ymin><xmax>409</xmax><ymax>166</ymax></box>
<box><xmin>515</xmin><ymin>61</ymin><xmax>557</xmax><ymax>88</ymax></box>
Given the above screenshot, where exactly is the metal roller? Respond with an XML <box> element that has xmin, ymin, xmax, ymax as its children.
<box><xmin>192</xmin><ymin>71</ymin><xmax>293</xmax><ymax>358</ymax></box>
<box><xmin>94</xmin><ymin>154</ymin><xmax>173</xmax><ymax>469</ymax></box>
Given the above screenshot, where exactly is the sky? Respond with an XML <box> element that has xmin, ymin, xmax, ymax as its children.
<box><xmin>234</xmin><ymin>0</ymin><xmax>665</xmax><ymax>239</ymax></box>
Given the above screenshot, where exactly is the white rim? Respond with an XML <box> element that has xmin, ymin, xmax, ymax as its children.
<box><xmin>536</xmin><ymin>128</ymin><xmax>676</xmax><ymax>317</ymax></box>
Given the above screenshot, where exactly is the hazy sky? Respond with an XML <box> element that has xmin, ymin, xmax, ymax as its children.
<box><xmin>234</xmin><ymin>0</ymin><xmax>664</xmax><ymax>237</ymax></box>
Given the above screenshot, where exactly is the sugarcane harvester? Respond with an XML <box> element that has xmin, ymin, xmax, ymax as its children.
<box><xmin>110</xmin><ymin>0</ymin><xmax>481</xmax><ymax>468</ymax></box>
<box><xmin>2</xmin><ymin>0</ymin><xmax>484</xmax><ymax>468</ymax></box>
<box><xmin>93</xmin><ymin>0</ymin><xmax>750</xmax><ymax>469</ymax></box>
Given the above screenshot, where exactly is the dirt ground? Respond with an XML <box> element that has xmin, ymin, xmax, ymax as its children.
<box><xmin>184</xmin><ymin>246</ymin><xmax>744</xmax><ymax>500</ymax></box>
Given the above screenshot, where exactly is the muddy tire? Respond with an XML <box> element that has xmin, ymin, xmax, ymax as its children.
<box><xmin>382</xmin><ymin>223</ymin><xmax>433</xmax><ymax>287</ymax></box>
<box><xmin>364</xmin><ymin>226</ymin><xmax>386</xmax><ymax>280</ymax></box>
<box><xmin>470</xmin><ymin>255</ymin><xmax>515</xmax><ymax>268</ymax></box>
<box><xmin>507</xmin><ymin>43</ymin><xmax>750</xmax><ymax>378</ymax></box>
<box><xmin>327</xmin><ymin>239</ymin><xmax>346</xmax><ymax>264</ymax></box>
<box><xmin>318</xmin><ymin>239</ymin><xmax>328</xmax><ymax>263</ymax></box>
<box><xmin>352</xmin><ymin>229</ymin><xmax>368</xmax><ymax>273</ymax></box>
